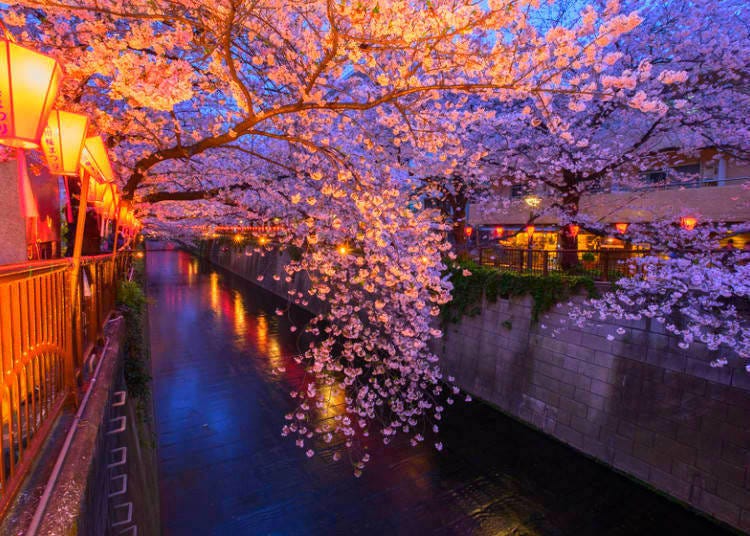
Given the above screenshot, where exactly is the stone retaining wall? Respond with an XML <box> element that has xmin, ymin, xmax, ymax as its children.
<box><xmin>439</xmin><ymin>295</ymin><xmax>750</xmax><ymax>532</ymax></box>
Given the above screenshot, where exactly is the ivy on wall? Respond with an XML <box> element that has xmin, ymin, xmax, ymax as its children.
<box><xmin>442</xmin><ymin>260</ymin><xmax>597</xmax><ymax>324</ymax></box>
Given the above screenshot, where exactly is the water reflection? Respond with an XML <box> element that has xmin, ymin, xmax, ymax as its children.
<box><xmin>147</xmin><ymin>250</ymin><xmax>730</xmax><ymax>536</ymax></box>
<box><xmin>232</xmin><ymin>291</ymin><xmax>247</xmax><ymax>347</ymax></box>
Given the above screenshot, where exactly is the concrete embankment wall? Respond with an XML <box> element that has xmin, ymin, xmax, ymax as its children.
<box><xmin>200</xmin><ymin>242</ymin><xmax>750</xmax><ymax>533</ymax></box>
<box><xmin>439</xmin><ymin>296</ymin><xmax>750</xmax><ymax>533</ymax></box>
<box><xmin>200</xmin><ymin>240</ymin><xmax>327</xmax><ymax>314</ymax></box>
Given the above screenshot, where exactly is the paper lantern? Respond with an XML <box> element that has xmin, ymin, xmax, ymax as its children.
<box><xmin>526</xmin><ymin>225</ymin><xmax>536</xmax><ymax>237</ymax></box>
<box><xmin>80</xmin><ymin>135</ymin><xmax>115</xmax><ymax>183</ymax></box>
<box><xmin>464</xmin><ymin>226</ymin><xmax>473</xmax><ymax>237</ymax></box>
<box><xmin>680</xmin><ymin>217</ymin><xmax>697</xmax><ymax>231</ymax></box>
<box><xmin>494</xmin><ymin>226</ymin><xmax>504</xmax><ymax>237</ymax></box>
<box><xmin>0</xmin><ymin>39</ymin><xmax>63</xmax><ymax>148</ymax></box>
<box><xmin>99</xmin><ymin>183</ymin><xmax>118</xmax><ymax>219</ymax></box>
<box><xmin>107</xmin><ymin>186</ymin><xmax>119</xmax><ymax>220</ymax></box>
<box><xmin>615</xmin><ymin>222</ymin><xmax>629</xmax><ymax>234</ymax></box>
<box><xmin>568</xmin><ymin>224</ymin><xmax>580</xmax><ymax>237</ymax></box>
<box><xmin>41</xmin><ymin>110</ymin><xmax>89</xmax><ymax>176</ymax></box>
<box><xmin>87</xmin><ymin>177</ymin><xmax>108</xmax><ymax>207</ymax></box>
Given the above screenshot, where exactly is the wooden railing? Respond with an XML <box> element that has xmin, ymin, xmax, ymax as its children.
<box><xmin>477</xmin><ymin>248</ymin><xmax>647</xmax><ymax>281</ymax></box>
<box><xmin>0</xmin><ymin>253</ymin><xmax>131</xmax><ymax>512</ymax></box>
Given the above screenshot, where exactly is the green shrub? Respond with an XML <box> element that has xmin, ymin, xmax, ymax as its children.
<box><xmin>117</xmin><ymin>279</ymin><xmax>151</xmax><ymax>399</ymax></box>
<box><xmin>117</xmin><ymin>280</ymin><xmax>146</xmax><ymax>309</ymax></box>
<box><xmin>442</xmin><ymin>260</ymin><xmax>597</xmax><ymax>324</ymax></box>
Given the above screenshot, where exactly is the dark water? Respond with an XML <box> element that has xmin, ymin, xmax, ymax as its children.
<box><xmin>147</xmin><ymin>250</ymin><xmax>730</xmax><ymax>535</ymax></box>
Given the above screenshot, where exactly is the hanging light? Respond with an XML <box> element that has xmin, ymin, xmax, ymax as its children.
<box><xmin>80</xmin><ymin>135</ymin><xmax>115</xmax><ymax>183</ymax></box>
<box><xmin>615</xmin><ymin>222</ymin><xmax>629</xmax><ymax>234</ymax></box>
<box><xmin>118</xmin><ymin>203</ymin><xmax>128</xmax><ymax>223</ymax></box>
<box><xmin>464</xmin><ymin>225</ymin><xmax>473</xmax><ymax>237</ymax></box>
<box><xmin>87</xmin><ymin>177</ymin><xmax>107</xmax><ymax>208</ymax></box>
<box><xmin>99</xmin><ymin>183</ymin><xmax>119</xmax><ymax>219</ymax></box>
<box><xmin>680</xmin><ymin>216</ymin><xmax>697</xmax><ymax>231</ymax></box>
<box><xmin>494</xmin><ymin>226</ymin><xmax>504</xmax><ymax>238</ymax></box>
<box><xmin>41</xmin><ymin>110</ymin><xmax>89</xmax><ymax>175</ymax></box>
<box><xmin>568</xmin><ymin>224</ymin><xmax>580</xmax><ymax>238</ymax></box>
<box><xmin>526</xmin><ymin>225</ymin><xmax>536</xmax><ymax>237</ymax></box>
<box><xmin>0</xmin><ymin>37</ymin><xmax>63</xmax><ymax>148</ymax></box>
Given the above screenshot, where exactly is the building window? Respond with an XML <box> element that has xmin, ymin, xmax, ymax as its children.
<box><xmin>644</xmin><ymin>170</ymin><xmax>667</xmax><ymax>184</ymax></box>
<box><xmin>672</xmin><ymin>163</ymin><xmax>701</xmax><ymax>187</ymax></box>
<box><xmin>510</xmin><ymin>184</ymin><xmax>527</xmax><ymax>198</ymax></box>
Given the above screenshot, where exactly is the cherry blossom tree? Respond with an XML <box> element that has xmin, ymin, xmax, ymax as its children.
<box><xmin>472</xmin><ymin>0</ymin><xmax>750</xmax><ymax>250</ymax></box>
<box><xmin>4</xmin><ymin>0</ymin><xmax>708</xmax><ymax>470</ymax></box>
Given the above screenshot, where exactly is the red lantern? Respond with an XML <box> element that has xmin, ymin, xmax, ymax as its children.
<box><xmin>526</xmin><ymin>225</ymin><xmax>536</xmax><ymax>237</ymax></box>
<box><xmin>568</xmin><ymin>224</ymin><xmax>580</xmax><ymax>238</ymax></box>
<box><xmin>494</xmin><ymin>226</ymin><xmax>504</xmax><ymax>238</ymax></box>
<box><xmin>615</xmin><ymin>222</ymin><xmax>629</xmax><ymax>234</ymax></box>
<box><xmin>680</xmin><ymin>217</ymin><xmax>697</xmax><ymax>231</ymax></box>
<box><xmin>464</xmin><ymin>225</ymin><xmax>473</xmax><ymax>237</ymax></box>
<box><xmin>0</xmin><ymin>38</ymin><xmax>63</xmax><ymax>149</ymax></box>
<box><xmin>41</xmin><ymin>110</ymin><xmax>89</xmax><ymax>176</ymax></box>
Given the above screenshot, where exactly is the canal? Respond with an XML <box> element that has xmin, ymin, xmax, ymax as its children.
<box><xmin>146</xmin><ymin>250</ymin><xmax>729</xmax><ymax>535</ymax></box>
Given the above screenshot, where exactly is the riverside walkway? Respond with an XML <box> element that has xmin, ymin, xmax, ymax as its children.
<box><xmin>147</xmin><ymin>250</ymin><xmax>730</xmax><ymax>535</ymax></box>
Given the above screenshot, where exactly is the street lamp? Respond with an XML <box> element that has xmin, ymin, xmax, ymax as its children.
<box><xmin>523</xmin><ymin>195</ymin><xmax>541</xmax><ymax>210</ymax></box>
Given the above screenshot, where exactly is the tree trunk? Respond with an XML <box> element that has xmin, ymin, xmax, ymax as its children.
<box><xmin>559</xmin><ymin>186</ymin><xmax>580</xmax><ymax>270</ymax></box>
<box><xmin>560</xmin><ymin>227</ymin><xmax>579</xmax><ymax>270</ymax></box>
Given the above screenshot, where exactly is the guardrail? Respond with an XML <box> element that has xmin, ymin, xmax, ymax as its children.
<box><xmin>477</xmin><ymin>248</ymin><xmax>647</xmax><ymax>281</ymax></box>
<box><xmin>0</xmin><ymin>252</ymin><xmax>131</xmax><ymax>513</ymax></box>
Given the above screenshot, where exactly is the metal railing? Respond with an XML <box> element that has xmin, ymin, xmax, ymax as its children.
<box><xmin>0</xmin><ymin>252</ymin><xmax>131</xmax><ymax>512</ymax></box>
<box><xmin>477</xmin><ymin>248</ymin><xmax>647</xmax><ymax>281</ymax></box>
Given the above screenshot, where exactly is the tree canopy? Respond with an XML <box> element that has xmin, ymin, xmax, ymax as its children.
<box><xmin>4</xmin><ymin>0</ymin><xmax>749</xmax><ymax>471</ymax></box>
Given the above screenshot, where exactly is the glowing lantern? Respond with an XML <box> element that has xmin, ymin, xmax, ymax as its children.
<box><xmin>568</xmin><ymin>224</ymin><xmax>580</xmax><ymax>237</ymax></box>
<box><xmin>0</xmin><ymin>39</ymin><xmax>63</xmax><ymax>148</ymax></box>
<box><xmin>99</xmin><ymin>183</ymin><xmax>118</xmax><ymax>219</ymax></box>
<box><xmin>615</xmin><ymin>222</ymin><xmax>629</xmax><ymax>234</ymax></box>
<box><xmin>80</xmin><ymin>135</ymin><xmax>115</xmax><ymax>183</ymax></box>
<box><xmin>680</xmin><ymin>217</ymin><xmax>697</xmax><ymax>231</ymax></box>
<box><xmin>494</xmin><ymin>226</ymin><xmax>504</xmax><ymax>238</ymax></box>
<box><xmin>41</xmin><ymin>110</ymin><xmax>89</xmax><ymax>175</ymax></box>
<box><xmin>464</xmin><ymin>226</ymin><xmax>473</xmax><ymax>237</ymax></box>
<box><xmin>338</xmin><ymin>245</ymin><xmax>348</xmax><ymax>255</ymax></box>
<box><xmin>87</xmin><ymin>177</ymin><xmax>108</xmax><ymax>207</ymax></box>
<box><xmin>526</xmin><ymin>225</ymin><xmax>536</xmax><ymax>237</ymax></box>
<box><xmin>108</xmin><ymin>187</ymin><xmax>120</xmax><ymax>219</ymax></box>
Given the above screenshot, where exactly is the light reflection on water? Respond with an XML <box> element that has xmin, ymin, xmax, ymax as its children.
<box><xmin>147</xmin><ymin>249</ymin><xmax>731</xmax><ymax>536</ymax></box>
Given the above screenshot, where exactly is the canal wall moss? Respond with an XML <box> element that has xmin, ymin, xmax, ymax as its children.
<box><xmin>197</xmin><ymin>240</ymin><xmax>750</xmax><ymax>533</ymax></box>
